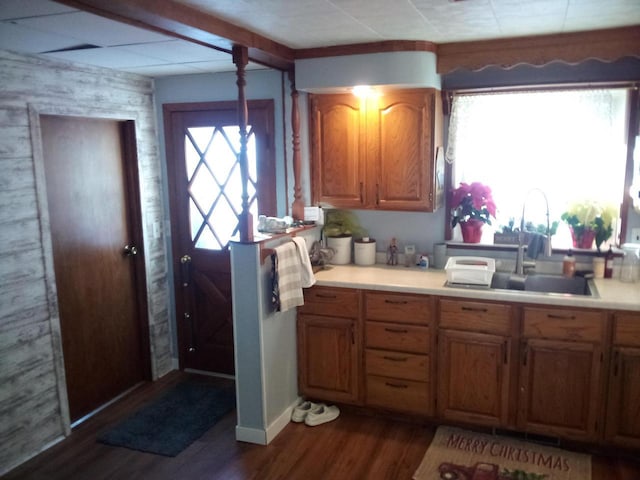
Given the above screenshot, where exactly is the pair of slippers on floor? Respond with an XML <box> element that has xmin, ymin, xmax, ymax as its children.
<box><xmin>291</xmin><ymin>401</ymin><xmax>340</xmax><ymax>426</ymax></box>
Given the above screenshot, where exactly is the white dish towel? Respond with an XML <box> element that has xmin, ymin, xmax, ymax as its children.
<box><xmin>272</xmin><ymin>237</ymin><xmax>316</xmax><ymax>312</ymax></box>
<box><xmin>292</xmin><ymin>237</ymin><xmax>316</xmax><ymax>288</ymax></box>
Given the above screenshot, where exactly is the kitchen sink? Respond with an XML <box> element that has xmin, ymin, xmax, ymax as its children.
<box><xmin>489</xmin><ymin>272</ymin><xmax>597</xmax><ymax>297</ymax></box>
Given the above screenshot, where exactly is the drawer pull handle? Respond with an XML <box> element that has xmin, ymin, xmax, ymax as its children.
<box><xmin>384</xmin><ymin>327</ymin><xmax>408</xmax><ymax>333</ymax></box>
<box><xmin>546</xmin><ymin>314</ymin><xmax>576</xmax><ymax>320</ymax></box>
<box><xmin>385</xmin><ymin>382</ymin><xmax>408</xmax><ymax>389</ymax></box>
<box><xmin>461</xmin><ymin>306</ymin><xmax>488</xmax><ymax>313</ymax></box>
<box><xmin>383</xmin><ymin>355</ymin><xmax>408</xmax><ymax>362</ymax></box>
<box><xmin>316</xmin><ymin>294</ymin><xmax>337</xmax><ymax>299</ymax></box>
<box><xmin>384</xmin><ymin>299</ymin><xmax>408</xmax><ymax>305</ymax></box>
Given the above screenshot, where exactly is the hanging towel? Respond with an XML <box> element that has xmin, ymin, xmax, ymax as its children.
<box><xmin>292</xmin><ymin>237</ymin><xmax>316</xmax><ymax>288</ymax></box>
<box><xmin>527</xmin><ymin>233</ymin><xmax>546</xmax><ymax>259</ymax></box>
<box><xmin>272</xmin><ymin>242</ymin><xmax>304</xmax><ymax>312</ymax></box>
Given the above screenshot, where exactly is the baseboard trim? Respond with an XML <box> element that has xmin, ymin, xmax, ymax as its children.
<box><xmin>236</xmin><ymin>397</ymin><xmax>301</xmax><ymax>445</ymax></box>
<box><xmin>235</xmin><ymin>426</ymin><xmax>267</xmax><ymax>445</ymax></box>
<box><xmin>265</xmin><ymin>398</ymin><xmax>299</xmax><ymax>444</ymax></box>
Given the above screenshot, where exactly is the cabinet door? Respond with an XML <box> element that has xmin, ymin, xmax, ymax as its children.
<box><xmin>370</xmin><ymin>89</ymin><xmax>438</xmax><ymax>211</ymax></box>
<box><xmin>437</xmin><ymin>329</ymin><xmax>511</xmax><ymax>427</ymax></box>
<box><xmin>605</xmin><ymin>346</ymin><xmax>640</xmax><ymax>449</ymax></box>
<box><xmin>310</xmin><ymin>94</ymin><xmax>366</xmax><ymax>208</ymax></box>
<box><xmin>297</xmin><ymin>313</ymin><xmax>360</xmax><ymax>404</ymax></box>
<box><xmin>518</xmin><ymin>338</ymin><xmax>602</xmax><ymax>441</ymax></box>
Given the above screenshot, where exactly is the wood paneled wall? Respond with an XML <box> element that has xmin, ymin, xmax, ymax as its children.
<box><xmin>0</xmin><ymin>49</ymin><xmax>173</xmax><ymax>475</ymax></box>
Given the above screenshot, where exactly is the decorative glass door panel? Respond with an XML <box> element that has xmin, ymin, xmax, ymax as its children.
<box><xmin>185</xmin><ymin>125</ymin><xmax>258</xmax><ymax>250</ymax></box>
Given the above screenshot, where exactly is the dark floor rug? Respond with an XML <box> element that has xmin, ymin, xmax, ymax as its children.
<box><xmin>97</xmin><ymin>380</ymin><xmax>235</xmax><ymax>457</ymax></box>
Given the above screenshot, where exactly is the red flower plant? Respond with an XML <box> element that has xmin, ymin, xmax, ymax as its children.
<box><xmin>451</xmin><ymin>182</ymin><xmax>497</xmax><ymax>227</ymax></box>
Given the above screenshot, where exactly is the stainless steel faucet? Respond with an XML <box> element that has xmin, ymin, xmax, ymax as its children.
<box><xmin>515</xmin><ymin>188</ymin><xmax>553</xmax><ymax>275</ymax></box>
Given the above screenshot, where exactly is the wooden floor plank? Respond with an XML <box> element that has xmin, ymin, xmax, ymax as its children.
<box><xmin>3</xmin><ymin>371</ymin><xmax>639</xmax><ymax>480</ymax></box>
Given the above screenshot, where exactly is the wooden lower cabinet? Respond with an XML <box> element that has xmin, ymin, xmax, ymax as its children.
<box><xmin>436</xmin><ymin>298</ymin><xmax>513</xmax><ymax>428</ymax></box>
<box><xmin>437</xmin><ymin>329</ymin><xmax>511</xmax><ymax>427</ymax></box>
<box><xmin>364</xmin><ymin>291</ymin><xmax>434</xmax><ymax>415</ymax></box>
<box><xmin>605</xmin><ymin>312</ymin><xmax>640</xmax><ymax>449</ymax></box>
<box><xmin>297</xmin><ymin>286</ymin><xmax>639</xmax><ymax>450</ymax></box>
<box><xmin>517</xmin><ymin>307</ymin><xmax>605</xmax><ymax>442</ymax></box>
<box><xmin>297</xmin><ymin>287</ymin><xmax>361</xmax><ymax>404</ymax></box>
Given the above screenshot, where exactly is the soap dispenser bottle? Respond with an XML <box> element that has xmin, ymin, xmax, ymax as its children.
<box><xmin>604</xmin><ymin>246</ymin><xmax>614</xmax><ymax>279</ymax></box>
<box><xmin>563</xmin><ymin>250</ymin><xmax>576</xmax><ymax>278</ymax></box>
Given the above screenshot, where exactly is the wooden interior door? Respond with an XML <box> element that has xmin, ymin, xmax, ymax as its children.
<box><xmin>41</xmin><ymin>115</ymin><xmax>149</xmax><ymax>422</ymax></box>
<box><xmin>164</xmin><ymin>101</ymin><xmax>275</xmax><ymax>375</ymax></box>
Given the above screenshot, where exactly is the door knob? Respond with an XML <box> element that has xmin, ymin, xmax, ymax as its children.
<box><xmin>123</xmin><ymin>244</ymin><xmax>138</xmax><ymax>256</ymax></box>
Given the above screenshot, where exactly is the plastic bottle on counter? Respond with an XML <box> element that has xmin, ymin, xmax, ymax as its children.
<box><xmin>562</xmin><ymin>250</ymin><xmax>576</xmax><ymax>278</ymax></box>
<box><xmin>604</xmin><ymin>246</ymin><xmax>614</xmax><ymax>279</ymax></box>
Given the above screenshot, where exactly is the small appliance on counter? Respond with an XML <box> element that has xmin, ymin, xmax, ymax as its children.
<box><xmin>445</xmin><ymin>256</ymin><xmax>496</xmax><ymax>287</ymax></box>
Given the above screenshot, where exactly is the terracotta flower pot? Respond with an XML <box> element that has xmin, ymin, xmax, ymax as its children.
<box><xmin>460</xmin><ymin>219</ymin><xmax>484</xmax><ymax>243</ymax></box>
<box><xmin>570</xmin><ymin>227</ymin><xmax>596</xmax><ymax>249</ymax></box>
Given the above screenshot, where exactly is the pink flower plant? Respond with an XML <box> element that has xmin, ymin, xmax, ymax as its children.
<box><xmin>450</xmin><ymin>182</ymin><xmax>497</xmax><ymax>228</ymax></box>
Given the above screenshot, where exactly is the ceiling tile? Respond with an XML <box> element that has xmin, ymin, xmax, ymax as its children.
<box><xmin>16</xmin><ymin>11</ymin><xmax>172</xmax><ymax>47</ymax></box>
<box><xmin>122</xmin><ymin>40</ymin><xmax>232</xmax><ymax>63</ymax></box>
<box><xmin>0</xmin><ymin>20</ymin><xmax>79</xmax><ymax>53</ymax></box>
<box><xmin>43</xmin><ymin>45</ymin><xmax>171</xmax><ymax>68</ymax></box>
<box><xmin>120</xmin><ymin>63</ymin><xmax>209</xmax><ymax>77</ymax></box>
<box><xmin>0</xmin><ymin>0</ymin><xmax>76</xmax><ymax>20</ymax></box>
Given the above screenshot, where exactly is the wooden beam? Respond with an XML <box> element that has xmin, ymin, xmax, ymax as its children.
<box><xmin>437</xmin><ymin>26</ymin><xmax>640</xmax><ymax>74</ymax></box>
<box><xmin>295</xmin><ymin>40</ymin><xmax>437</xmax><ymax>59</ymax></box>
<box><xmin>55</xmin><ymin>0</ymin><xmax>294</xmax><ymax>71</ymax></box>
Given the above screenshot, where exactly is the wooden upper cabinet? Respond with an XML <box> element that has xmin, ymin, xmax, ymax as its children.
<box><xmin>310</xmin><ymin>89</ymin><xmax>443</xmax><ymax>212</ymax></box>
<box><xmin>310</xmin><ymin>93</ymin><xmax>366</xmax><ymax>208</ymax></box>
<box><xmin>371</xmin><ymin>90</ymin><xmax>442</xmax><ymax>211</ymax></box>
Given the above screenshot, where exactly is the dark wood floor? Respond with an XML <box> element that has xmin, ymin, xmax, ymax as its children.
<box><xmin>4</xmin><ymin>371</ymin><xmax>640</xmax><ymax>480</ymax></box>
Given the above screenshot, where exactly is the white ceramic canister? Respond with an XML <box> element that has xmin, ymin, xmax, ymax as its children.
<box><xmin>354</xmin><ymin>237</ymin><xmax>376</xmax><ymax>266</ymax></box>
<box><xmin>327</xmin><ymin>235</ymin><xmax>352</xmax><ymax>264</ymax></box>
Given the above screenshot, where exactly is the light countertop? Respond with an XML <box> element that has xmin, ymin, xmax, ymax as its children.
<box><xmin>312</xmin><ymin>264</ymin><xmax>640</xmax><ymax>312</ymax></box>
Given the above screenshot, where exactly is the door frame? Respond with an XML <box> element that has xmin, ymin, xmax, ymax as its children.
<box><xmin>29</xmin><ymin>104</ymin><xmax>152</xmax><ymax>434</ymax></box>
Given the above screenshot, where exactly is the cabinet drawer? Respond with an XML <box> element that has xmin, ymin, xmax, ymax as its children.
<box><xmin>365</xmin><ymin>348</ymin><xmax>429</xmax><ymax>382</ymax></box>
<box><xmin>366</xmin><ymin>375</ymin><xmax>430</xmax><ymax>415</ymax></box>
<box><xmin>366</xmin><ymin>321</ymin><xmax>430</xmax><ymax>353</ymax></box>
<box><xmin>365</xmin><ymin>291</ymin><xmax>432</xmax><ymax>325</ymax></box>
<box><xmin>523</xmin><ymin>307</ymin><xmax>605</xmax><ymax>342</ymax></box>
<box><xmin>299</xmin><ymin>287</ymin><xmax>359</xmax><ymax>318</ymax></box>
<box><xmin>613</xmin><ymin>312</ymin><xmax>640</xmax><ymax>346</ymax></box>
<box><xmin>439</xmin><ymin>299</ymin><xmax>512</xmax><ymax>335</ymax></box>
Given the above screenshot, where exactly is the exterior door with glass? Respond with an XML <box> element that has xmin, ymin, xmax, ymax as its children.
<box><xmin>164</xmin><ymin>100</ymin><xmax>276</xmax><ymax>374</ymax></box>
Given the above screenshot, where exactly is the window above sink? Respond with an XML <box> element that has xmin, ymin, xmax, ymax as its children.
<box><xmin>446</xmin><ymin>86</ymin><xmax>637</xmax><ymax>249</ymax></box>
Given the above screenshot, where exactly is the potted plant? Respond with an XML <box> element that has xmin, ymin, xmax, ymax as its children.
<box><xmin>322</xmin><ymin>209</ymin><xmax>367</xmax><ymax>264</ymax></box>
<box><xmin>451</xmin><ymin>182</ymin><xmax>496</xmax><ymax>243</ymax></box>
<box><xmin>561</xmin><ymin>200</ymin><xmax>618</xmax><ymax>251</ymax></box>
